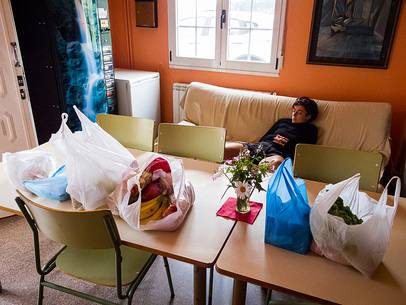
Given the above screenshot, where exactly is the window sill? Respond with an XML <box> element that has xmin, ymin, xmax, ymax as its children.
<box><xmin>169</xmin><ymin>64</ymin><xmax>280</xmax><ymax>77</ymax></box>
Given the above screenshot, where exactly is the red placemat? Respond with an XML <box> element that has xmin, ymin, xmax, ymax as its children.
<box><xmin>216</xmin><ymin>197</ymin><xmax>263</xmax><ymax>224</ymax></box>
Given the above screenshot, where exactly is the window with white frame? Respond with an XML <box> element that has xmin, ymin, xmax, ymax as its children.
<box><xmin>168</xmin><ymin>0</ymin><xmax>286</xmax><ymax>75</ymax></box>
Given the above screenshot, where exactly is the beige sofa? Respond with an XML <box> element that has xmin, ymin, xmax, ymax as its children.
<box><xmin>180</xmin><ymin>82</ymin><xmax>392</xmax><ymax>165</ymax></box>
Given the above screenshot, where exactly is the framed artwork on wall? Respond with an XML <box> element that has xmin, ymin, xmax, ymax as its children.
<box><xmin>135</xmin><ymin>0</ymin><xmax>158</xmax><ymax>28</ymax></box>
<box><xmin>307</xmin><ymin>0</ymin><xmax>402</xmax><ymax>68</ymax></box>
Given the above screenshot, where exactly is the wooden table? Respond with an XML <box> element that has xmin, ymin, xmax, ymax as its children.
<box><xmin>216</xmin><ymin>180</ymin><xmax>406</xmax><ymax>305</ymax></box>
<box><xmin>0</xmin><ymin>145</ymin><xmax>237</xmax><ymax>305</ymax></box>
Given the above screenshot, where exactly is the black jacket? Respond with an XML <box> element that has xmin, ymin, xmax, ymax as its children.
<box><xmin>249</xmin><ymin>118</ymin><xmax>318</xmax><ymax>160</ymax></box>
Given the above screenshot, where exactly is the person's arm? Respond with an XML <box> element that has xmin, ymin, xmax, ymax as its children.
<box><xmin>291</xmin><ymin>125</ymin><xmax>318</xmax><ymax>161</ymax></box>
<box><xmin>259</xmin><ymin>119</ymin><xmax>284</xmax><ymax>142</ymax></box>
<box><xmin>308</xmin><ymin>125</ymin><xmax>318</xmax><ymax>144</ymax></box>
<box><xmin>224</xmin><ymin>142</ymin><xmax>244</xmax><ymax>160</ymax></box>
<box><xmin>299</xmin><ymin>124</ymin><xmax>318</xmax><ymax>145</ymax></box>
<box><xmin>259</xmin><ymin>155</ymin><xmax>284</xmax><ymax>173</ymax></box>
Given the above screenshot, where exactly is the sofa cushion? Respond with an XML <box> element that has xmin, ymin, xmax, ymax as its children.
<box><xmin>181</xmin><ymin>82</ymin><xmax>391</xmax><ymax>164</ymax></box>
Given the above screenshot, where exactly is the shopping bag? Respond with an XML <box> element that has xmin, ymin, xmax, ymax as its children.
<box><xmin>50</xmin><ymin>107</ymin><xmax>135</xmax><ymax>210</ymax></box>
<box><xmin>23</xmin><ymin>166</ymin><xmax>69</xmax><ymax>201</ymax></box>
<box><xmin>265</xmin><ymin>158</ymin><xmax>312</xmax><ymax>254</ymax></box>
<box><xmin>310</xmin><ymin>174</ymin><xmax>401</xmax><ymax>276</ymax></box>
<box><xmin>108</xmin><ymin>154</ymin><xmax>195</xmax><ymax>231</ymax></box>
<box><xmin>72</xmin><ymin>105</ymin><xmax>134</xmax><ymax>159</ymax></box>
<box><xmin>3</xmin><ymin>150</ymin><xmax>55</xmax><ymax>191</ymax></box>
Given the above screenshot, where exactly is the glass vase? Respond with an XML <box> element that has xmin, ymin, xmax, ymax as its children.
<box><xmin>236</xmin><ymin>196</ymin><xmax>251</xmax><ymax>214</ymax></box>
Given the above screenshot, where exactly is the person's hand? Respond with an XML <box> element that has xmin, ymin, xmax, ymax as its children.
<box><xmin>259</xmin><ymin>156</ymin><xmax>284</xmax><ymax>173</ymax></box>
<box><xmin>259</xmin><ymin>157</ymin><xmax>276</xmax><ymax>173</ymax></box>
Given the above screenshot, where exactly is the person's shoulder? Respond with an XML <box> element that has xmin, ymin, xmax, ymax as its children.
<box><xmin>277</xmin><ymin>118</ymin><xmax>291</xmax><ymax>125</ymax></box>
<box><xmin>269</xmin><ymin>118</ymin><xmax>289</xmax><ymax>128</ymax></box>
<box><xmin>305</xmin><ymin>123</ymin><xmax>318</xmax><ymax>135</ymax></box>
<box><xmin>307</xmin><ymin>123</ymin><xmax>318</xmax><ymax>131</ymax></box>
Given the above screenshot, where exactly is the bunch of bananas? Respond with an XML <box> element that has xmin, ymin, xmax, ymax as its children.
<box><xmin>130</xmin><ymin>157</ymin><xmax>177</xmax><ymax>225</ymax></box>
<box><xmin>140</xmin><ymin>194</ymin><xmax>170</xmax><ymax>225</ymax></box>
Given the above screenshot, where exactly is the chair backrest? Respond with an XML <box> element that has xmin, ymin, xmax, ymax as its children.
<box><xmin>157</xmin><ymin>123</ymin><xmax>226</xmax><ymax>163</ymax></box>
<box><xmin>293</xmin><ymin>144</ymin><xmax>383</xmax><ymax>192</ymax></box>
<box><xmin>16</xmin><ymin>193</ymin><xmax>118</xmax><ymax>249</ymax></box>
<box><xmin>96</xmin><ymin>113</ymin><xmax>155</xmax><ymax>151</ymax></box>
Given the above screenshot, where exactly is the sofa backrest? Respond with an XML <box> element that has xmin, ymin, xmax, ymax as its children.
<box><xmin>181</xmin><ymin>82</ymin><xmax>392</xmax><ymax>164</ymax></box>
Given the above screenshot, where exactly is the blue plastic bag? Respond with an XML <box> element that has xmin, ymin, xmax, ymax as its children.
<box><xmin>264</xmin><ymin>158</ymin><xmax>312</xmax><ymax>254</ymax></box>
<box><xmin>23</xmin><ymin>165</ymin><xmax>69</xmax><ymax>201</ymax></box>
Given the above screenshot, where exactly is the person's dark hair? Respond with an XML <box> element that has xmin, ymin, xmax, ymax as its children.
<box><xmin>293</xmin><ymin>97</ymin><xmax>318</xmax><ymax>122</ymax></box>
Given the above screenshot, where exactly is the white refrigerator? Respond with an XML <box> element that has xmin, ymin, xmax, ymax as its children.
<box><xmin>114</xmin><ymin>69</ymin><xmax>161</xmax><ymax>124</ymax></box>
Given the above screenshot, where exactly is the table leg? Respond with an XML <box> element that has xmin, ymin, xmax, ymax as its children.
<box><xmin>232</xmin><ymin>279</ymin><xmax>247</xmax><ymax>305</ymax></box>
<box><xmin>193</xmin><ymin>265</ymin><xmax>206</xmax><ymax>305</ymax></box>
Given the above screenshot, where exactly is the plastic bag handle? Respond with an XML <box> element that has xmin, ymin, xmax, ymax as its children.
<box><xmin>283</xmin><ymin>167</ymin><xmax>306</xmax><ymax>205</ymax></box>
<box><xmin>123</xmin><ymin>176</ymin><xmax>141</xmax><ymax>227</ymax></box>
<box><xmin>175</xmin><ymin>160</ymin><xmax>185</xmax><ymax>202</ymax></box>
<box><xmin>55</xmin><ymin>113</ymin><xmax>72</xmax><ymax>135</ymax></box>
<box><xmin>73</xmin><ymin>105</ymin><xmax>87</xmax><ymax>121</ymax></box>
<box><xmin>378</xmin><ymin>176</ymin><xmax>401</xmax><ymax>210</ymax></box>
<box><xmin>73</xmin><ymin>105</ymin><xmax>92</xmax><ymax>133</ymax></box>
<box><xmin>316</xmin><ymin>173</ymin><xmax>361</xmax><ymax>214</ymax></box>
<box><xmin>279</xmin><ymin>159</ymin><xmax>308</xmax><ymax>207</ymax></box>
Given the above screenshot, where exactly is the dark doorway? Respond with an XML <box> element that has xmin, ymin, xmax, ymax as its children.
<box><xmin>11</xmin><ymin>0</ymin><xmax>64</xmax><ymax>144</ymax></box>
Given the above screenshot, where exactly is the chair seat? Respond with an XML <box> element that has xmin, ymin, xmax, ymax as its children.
<box><xmin>56</xmin><ymin>245</ymin><xmax>153</xmax><ymax>287</ymax></box>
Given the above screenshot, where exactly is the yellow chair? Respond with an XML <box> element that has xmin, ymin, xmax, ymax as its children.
<box><xmin>96</xmin><ymin>114</ymin><xmax>155</xmax><ymax>151</ymax></box>
<box><xmin>157</xmin><ymin>123</ymin><xmax>226</xmax><ymax>163</ymax></box>
<box><xmin>293</xmin><ymin>144</ymin><xmax>383</xmax><ymax>192</ymax></box>
<box><xmin>15</xmin><ymin>192</ymin><xmax>174</xmax><ymax>305</ymax></box>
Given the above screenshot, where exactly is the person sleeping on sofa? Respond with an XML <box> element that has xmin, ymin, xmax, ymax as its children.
<box><xmin>225</xmin><ymin>97</ymin><xmax>319</xmax><ymax>172</ymax></box>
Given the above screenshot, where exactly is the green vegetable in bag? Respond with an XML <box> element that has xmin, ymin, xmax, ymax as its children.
<box><xmin>328</xmin><ymin>197</ymin><xmax>363</xmax><ymax>225</ymax></box>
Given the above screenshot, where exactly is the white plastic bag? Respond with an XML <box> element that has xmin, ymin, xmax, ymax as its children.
<box><xmin>3</xmin><ymin>150</ymin><xmax>55</xmax><ymax>191</ymax></box>
<box><xmin>108</xmin><ymin>154</ymin><xmax>195</xmax><ymax>231</ymax></box>
<box><xmin>50</xmin><ymin>107</ymin><xmax>135</xmax><ymax>210</ymax></box>
<box><xmin>72</xmin><ymin>105</ymin><xmax>134</xmax><ymax>159</ymax></box>
<box><xmin>310</xmin><ymin>174</ymin><xmax>401</xmax><ymax>276</ymax></box>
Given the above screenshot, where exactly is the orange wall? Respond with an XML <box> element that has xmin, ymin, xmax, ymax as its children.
<box><xmin>109</xmin><ymin>0</ymin><xmax>406</xmax><ymax>161</ymax></box>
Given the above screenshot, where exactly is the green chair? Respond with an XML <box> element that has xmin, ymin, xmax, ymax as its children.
<box><xmin>157</xmin><ymin>123</ymin><xmax>226</xmax><ymax>163</ymax></box>
<box><xmin>15</xmin><ymin>193</ymin><xmax>174</xmax><ymax>305</ymax></box>
<box><xmin>158</xmin><ymin>123</ymin><xmax>225</xmax><ymax>305</ymax></box>
<box><xmin>293</xmin><ymin>144</ymin><xmax>383</xmax><ymax>192</ymax></box>
<box><xmin>96</xmin><ymin>114</ymin><xmax>155</xmax><ymax>151</ymax></box>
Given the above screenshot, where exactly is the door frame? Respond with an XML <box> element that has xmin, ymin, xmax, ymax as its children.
<box><xmin>1</xmin><ymin>0</ymin><xmax>37</xmax><ymax>149</ymax></box>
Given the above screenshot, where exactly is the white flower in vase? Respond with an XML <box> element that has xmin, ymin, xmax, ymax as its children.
<box><xmin>234</xmin><ymin>181</ymin><xmax>251</xmax><ymax>199</ymax></box>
